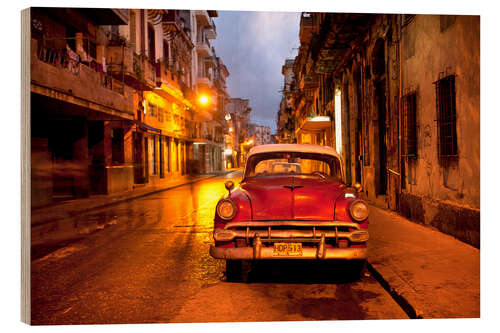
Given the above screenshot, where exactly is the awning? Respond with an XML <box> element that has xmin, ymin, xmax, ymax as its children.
<box><xmin>296</xmin><ymin>116</ymin><xmax>332</xmax><ymax>135</ymax></box>
<box><xmin>132</xmin><ymin>120</ymin><xmax>161</xmax><ymax>134</ymax></box>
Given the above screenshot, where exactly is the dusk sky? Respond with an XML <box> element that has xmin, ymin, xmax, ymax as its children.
<box><xmin>211</xmin><ymin>10</ymin><xmax>301</xmax><ymax>133</ymax></box>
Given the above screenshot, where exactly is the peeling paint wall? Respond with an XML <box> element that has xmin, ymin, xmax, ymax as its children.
<box><xmin>398</xmin><ymin>15</ymin><xmax>480</xmax><ymax>247</ymax></box>
<box><xmin>401</xmin><ymin>15</ymin><xmax>480</xmax><ymax>208</ymax></box>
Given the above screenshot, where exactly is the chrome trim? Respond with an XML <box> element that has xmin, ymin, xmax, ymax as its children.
<box><xmin>253</xmin><ymin>235</ymin><xmax>262</xmax><ymax>259</ymax></box>
<box><xmin>317</xmin><ymin>233</ymin><xmax>326</xmax><ymax>259</ymax></box>
<box><xmin>213</xmin><ymin>226</ymin><xmax>369</xmax><ymax>243</ymax></box>
<box><xmin>210</xmin><ymin>245</ymin><xmax>367</xmax><ymax>260</ymax></box>
<box><xmin>223</xmin><ymin>221</ymin><xmax>362</xmax><ymax>229</ymax></box>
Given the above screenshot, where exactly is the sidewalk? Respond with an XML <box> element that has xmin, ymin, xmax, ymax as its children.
<box><xmin>31</xmin><ymin>170</ymin><xmax>240</xmax><ymax>250</ymax></box>
<box><xmin>367</xmin><ymin>205</ymin><xmax>480</xmax><ymax>319</ymax></box>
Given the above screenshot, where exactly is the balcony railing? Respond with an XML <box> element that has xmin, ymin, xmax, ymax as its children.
<box><xmin>299</xmin><ymin>13</ymin><xmax>314</xmax><ymax>44</ymax></box>
<box><xmin>36</xmin><ymin>39</ymin><xmax>124</xmax><ymax>95</ymax></box>
<box><xmin>205</xmin><ymin>19</ymin><xmax>217</xmax><ymax>39</ymax></box>
<box><xmin>31</xmin><ymin>38</ymin><xmax>133</xmax><ymax>117</ymax></box>
<box><xmin>196</xmin><ymin>37</ymin><xmax>211</xmax><ymax>57</ymax></box>
<box><xmin>106</xmin><ymin>45</ymin><xmax>157</xmax><ymax>91</ymax></box>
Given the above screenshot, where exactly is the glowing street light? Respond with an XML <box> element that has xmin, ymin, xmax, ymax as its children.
<box><xmin>198</xmin><ymin>95</ymin><xmax>209</xmax><ymax>106</ymax></box>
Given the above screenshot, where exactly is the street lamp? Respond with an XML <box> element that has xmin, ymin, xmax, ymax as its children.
<box><xmin>198</xmin><ymin>95</ymin><xmax>209</xmax><ymax>106</ymax></box>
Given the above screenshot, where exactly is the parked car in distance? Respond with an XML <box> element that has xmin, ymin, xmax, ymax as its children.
<box><xmin>210</xmin><ymin>144</ymin><xmax>369</xmax><ymax>281</ymax></box>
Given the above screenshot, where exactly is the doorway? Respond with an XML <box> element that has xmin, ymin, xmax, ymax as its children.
<box><xmin>375</xmin><ymin>80</ymin><xmax>388</xmax><ymax>194</ymax></box>
<box><xmin>354</xmin><ymin>70</ymin><xmax>362</xmax><ymax>184</ymax></box>
<box><xmin>372</xmin><ymin>38</ymin><xmax>388</xmax><ymax>195</ymax></box>
<box><xmin>144</xmin><ymin>136</ymin><xmax>149</xmax><ymax>183</ymax></box>
<box><xmin>133</xmin><ymin>132</ymin><xmax>145</xmax><ymax>184</ymax></box>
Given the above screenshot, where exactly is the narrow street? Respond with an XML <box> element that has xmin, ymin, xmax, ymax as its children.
<box><xmin>31</xmin><ymin>171</ymin><xmax>406</xmax><ymax>324</ymax></box>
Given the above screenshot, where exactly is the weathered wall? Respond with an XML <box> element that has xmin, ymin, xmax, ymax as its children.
<box><xmin>398</xmin><ymin>15</ymin><xmax>480</xmax><ymax>247</ymax></box>
<box><xmin>401</xmin><ymin>15</ymin><xmax>480</xmax><ymax>209</ymax></box>
<box><xmin>106</xmin><ymin>166</ymin><xmax>134</xmax><ymax>193</ymax></box>
<box><xmin>334</xmin><ymin>14</ymin><xmax>480</xmax><ymax>247</ymax></box>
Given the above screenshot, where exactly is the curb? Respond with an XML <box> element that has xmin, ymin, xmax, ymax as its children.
<box><xmin>366</xmin><ymin>261</ymin><xmax>424</xmax><ymax>319</ymax></box>
<box><xmin>32</xmin><ymin>170</ymin><xmax>238</xmax><ymax>227</ymax></box>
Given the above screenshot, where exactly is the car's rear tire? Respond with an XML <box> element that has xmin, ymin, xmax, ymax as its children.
<box><xmin>226</xmin><ymin>260</ymin><xmax>251</xmax><ymax>283</ymax></box>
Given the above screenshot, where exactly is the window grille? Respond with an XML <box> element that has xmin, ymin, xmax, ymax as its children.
<box><xmin>434</xmin><ymin>75</ymin><xmax>458</xmax><ymax>158</ymax></box>
<box><xmin>402</xmin><ymin>91</ymin><xmax>417</xmax><ymax>157</ymax></box>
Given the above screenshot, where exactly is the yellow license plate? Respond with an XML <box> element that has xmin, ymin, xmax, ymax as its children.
<box><xmin>273</xmin><ymin>243</ymin><xmax>303</xmax><ymax>256</ymax></box>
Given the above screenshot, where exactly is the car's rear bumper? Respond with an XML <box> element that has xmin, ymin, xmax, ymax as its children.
<box><xmin>210</xmin><ymin>244</ymin><xmax>367</xmax><ymax>260</ymax></box>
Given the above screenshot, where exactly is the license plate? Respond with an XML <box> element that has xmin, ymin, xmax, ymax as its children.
<box><xmin>273</xmin><ymin>243</ymin><xmax>303</xmax><ymax>256</ymax></box>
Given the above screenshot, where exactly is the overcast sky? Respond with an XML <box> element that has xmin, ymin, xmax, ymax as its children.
<box><xmin>211</xmin><ymin>11</ymin><xmax>301</xmax><ymax>133</ymax></box>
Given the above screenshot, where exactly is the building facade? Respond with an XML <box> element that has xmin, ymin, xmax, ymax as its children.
<box><xmin>30</xmin><ymin>8</ymin><xmax>230</xmax><ymax>207</ymax></box>
<box><xmin>277</xmin><ymin>58</ymin><xmax>296</xmax><ymax>143</ymax></box>
<box><xmin>248</xmin><ymin>124</ymin><xmax>272</xmax><ymax>146</ymax></box>
<box><xmin>286</xmin><ymin>13</ymin><xmax>480</xmax><ymax>247</ymax></box>
<box><xmin>31</xmin><ymin>8</ymin><xmax>133</xmax><ymax>206</ymax></box>
<box><xmin>226</xmin><ymin>98</ymin><xmax>252</xmax><ymax>167</ymax></box>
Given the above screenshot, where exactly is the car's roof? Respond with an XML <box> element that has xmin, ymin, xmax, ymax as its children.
<box><xmin>248</xmin><ymin>144</ymin><xmax>341</xmax><ymax>159</ymax></box>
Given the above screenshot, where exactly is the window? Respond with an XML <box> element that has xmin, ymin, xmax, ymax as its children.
<box><xmin>434</xmin><ymin>75</ymin><xmax>458</xmax><ymax>158</ymax></box>
<box><xmin>148</xmin><ymin>102</ymin><xmax>157</xmax><ymax>117</ymax></box>
<box><xmin>148</xmin><ymin>24</ymin><xmax>155</xmax><ymax>63</ymax></box>
<box><xmin>402</xmin><ymin>91</ymin><xmax>417</xmax><ymax>157</ymax></box>
<box><xmin>89</xmin><ymin>41</ymin><xmax>97</xmax><ymax>59</ymax></box>
<box><xmin>163</xmin><ymin>40</ymin><xmax>169</xmax><ymax>69</ymax></box>
<box><xmin>158</xmin><ymin>107</ymin><xmax>163</xmax><ymax>122</ymax></box>
<box><xmin>153</xmin><ymin>135</ymin><xmax>158</xmax><ymax>175</ymax></box>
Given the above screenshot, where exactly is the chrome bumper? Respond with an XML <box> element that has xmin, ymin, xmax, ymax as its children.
<box><xmin>210</xmin><ymin>221</ymin><xmax>368</xmax><ymax>260</ymax></box>
<box><xmin>210</xmin><ymin>244</ymin><xmax>367</xmax><ymax>260</ymax></box>
<box><xmin>213</xmin><ymin>221</ymin><xmax>369</xmax><ymax>243</ymax></box>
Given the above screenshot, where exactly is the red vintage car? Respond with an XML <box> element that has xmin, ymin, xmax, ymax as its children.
<box><xmin>210</xmin><ymin>144</ymin><xmax>369</xmax><ymax>281</ymax></box>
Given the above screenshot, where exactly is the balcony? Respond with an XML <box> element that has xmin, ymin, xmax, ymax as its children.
<box><xmin>196</xmin><ymin>38</ymin><xmax>211</xmax><ymax>57</ymax></box>
<box><xmin>31</xmin><ymin>39</ymin><xmax>133</xmax><ymax>119</ymax></box>
<box><xmin>195</xmin><ymin>10</ymin><xmax>211</xmax><ymax>27</ymax></box>
<box><xmin>142</xmin><ymin>56</ymin><xmax>157</xmax><ymax>87</ymax></box>
<box><xmin>162</xmin><ymin>11</ymin><xmax>194</xmax><ymax>49</ymax></box>
<box><xmin>205</xmin><ymin>19</ymin><xmax>217</xmax><ymax>39</ymax></box>
<box><xmin>299</xmin><ymin>73</ymin><xmax>320</xmax><ymax>91</ymax></box>
<box><xmin>106</xmin><ymin>46</ymin><xmax>157</xmax><ymax>91</ymax></box>
<box><xmin>299</xmin><ymin>13</ymin><xmax>314</xmax><ymax>44</ymax></box>
<box><xmin>204</xmin><ymin>55</ymin><xmax>217</xmax><ymax>68</ymax></box>
<box><xmin>197</xmin><ymin>76</ymin><xmax>213</xmax><ymax>88</ymax></box>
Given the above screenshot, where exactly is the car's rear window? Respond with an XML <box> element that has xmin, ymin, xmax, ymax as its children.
<box><xmin>245</xmin><ymin>152</ymin><xmax>342</xmax><ymax>179</ymax></box>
